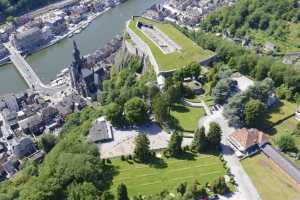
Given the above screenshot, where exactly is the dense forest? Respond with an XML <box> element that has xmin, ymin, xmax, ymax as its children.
<box><xmin>0</xmin><ymin>0</ymin><xmax>62</xmax><ymax>21</ymax></box>
<box><xmin>201</xmin><ymin>0</ymin><xmax>300</xmax><ymax>40</ymax></box>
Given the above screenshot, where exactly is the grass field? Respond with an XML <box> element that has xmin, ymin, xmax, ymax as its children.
<box><xmin>265</xmin><ymin>101</ymin><xmax>299</xmax><ymax>146</ymax></box>
<box><xmin>110</xmin><ymin>154</ymin><xmax>225</xmax><ymax>196</ymax></box>
<box><xmin>265</xmin><ymin>100</ymin><xmax>300</xmax><ymax>166</ymax></box>
<box><xmin>251</xmin><ymin>23</ymin><xmax>300</xmax><ymax>53</ymax></box>
<box><xmin>128</xmin><ymin>17</ymin><xmax>214</xmax><ymax>71</ymax></box>
<box><xmin>242</xmin><ymin>154</ymin><xmax>300</xmax><ymax>200</ymax></box>
<box><xmin>170</xmin><ymin>104</ymin><xmax>205</xmax><ymax>132</ymax></box>
<box><xmin>263</xmin><ymin>100</ymin><xmax>300</xmax><ymax>166</ymax></box>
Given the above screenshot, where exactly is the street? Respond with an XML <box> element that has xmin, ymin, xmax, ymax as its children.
<box><xmin>199</xmin><ymin>108</ymin><xmax>261</xmax><ymax>200</ymax></box>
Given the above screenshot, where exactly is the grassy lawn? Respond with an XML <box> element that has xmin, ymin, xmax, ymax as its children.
<box><xmin>128</xmin><ymin>17</ymin><xmax>214</xmax><ymax>71</ymax></box>
<box><xmin>170</xmin><ymin>104</ymin><xmax>205</xmax><ymax>133</ymax></box>
<box><xmin>251</xmin><ymin>23</ymin><xmax>300</xmax><ymax>53</ymax></box>
<box><xmin>110</xmin><ymin>154</ymin><xmax>225</xmax><ymax>196</ymax></box>
<box><xmin>264</xmin><ymin>100</ymin><xmax>300</xmax><ymax>166</ymax></box>
<box><xmin>265</xmin><ymin>100</ymin><xmax>299</xmax><ymax>145</ymax></box>
<box><xmin>242</xmin><ymin>154</ymin><xmax>300</xmax><ymax>200</ymax></box>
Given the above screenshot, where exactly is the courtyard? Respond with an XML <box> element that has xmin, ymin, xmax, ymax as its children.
<box><xmin>99</xmin><ymin>122</ymin><xmax>192</xmax><ymax>158</ymax></box>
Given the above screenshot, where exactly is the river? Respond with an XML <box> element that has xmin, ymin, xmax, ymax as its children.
<box><xmin>0</xmin><ymin>0</ymin><xmax>161</xmax><ymax>95</ymax></box>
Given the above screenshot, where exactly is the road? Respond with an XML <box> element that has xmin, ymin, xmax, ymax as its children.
<box><xmin>4</xmin><ymin>43</ymin><xmax>65</xmax><ymax>96</ymax></box>
<box><xmin>199</xmin><ymin>108</ymin><xmax>261</xmax><ymax>200</ymax></box>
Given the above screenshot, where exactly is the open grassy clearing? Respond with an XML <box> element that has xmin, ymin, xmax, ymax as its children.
<box><xmin>266</xmin><ymin>100</ymin><xmax>299</xmax><ymax>146</ymax></box>
<box><xmin>251</xmin><ymin>23</ymin><xmax>300</xmax><ymax>53</ymax></box>
<box><xmin>128</xmin><ymin>17</ymin><xmax>214</xmax><ymax>71</ymax></box>
<box><xmin>242</xmin><ymin>154</ymin><xmax>300</xmax><ymax>200</ymax></box>
<box><xmin>264</xmin><ymin>100</ymin><xmax>300</xmax><ymax>166</ymax></box>
<box><xmin>110</xmin><ymin>154</ymin><xmax>225</xmax><ymax>196</ymax></box>
<box><xmin>170</xmin><ymin>104</ymin><xmax>205</xmax><ymax>133</ymax></box>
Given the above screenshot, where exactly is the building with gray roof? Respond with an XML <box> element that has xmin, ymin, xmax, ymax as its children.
<box><xmin>88</xmin><ymin>117</ymin><xmax>113</xmax><ymax>143</ymax></box>
<box><xmin>10</xmin><ymin>27</ymin><xmax>45</xmax><ymax>52</ymax></box>
<box><xmin>13</xmin><ymin>137</ymin><xmax>37</xmax><ymax>160</ymax></box>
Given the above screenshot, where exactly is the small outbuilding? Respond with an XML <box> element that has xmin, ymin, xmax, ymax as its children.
<box><xmin>88</xmin><ymin>117</ymin><xmax>113</xmax><ymax>143</ymax></box>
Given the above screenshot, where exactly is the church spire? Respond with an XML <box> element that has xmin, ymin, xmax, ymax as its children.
<box><xmin>73</xmin><ymin>40</ymin><xmax>81</xmax><ymax>62</ymax></box>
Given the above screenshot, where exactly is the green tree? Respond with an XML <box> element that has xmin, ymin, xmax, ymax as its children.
<box><xmin>176</xmin><ymin>182</ymin><xmax>187</xmax><ymax>196</ymax></box>
<box><xmin>168</xmin><ymin>131</ymin><xmax>183</xmax><ymax>157</ymax></box>
<box><xmin>152</xmin><ymin>94</ymin><xmax>170</xmax><ymax>124</ymax></box>
<box><xmin>244</xmin><ymin>99</ymin><xmax>266</xmax><ymax>128</ymax></box>
<box><xmin>185</xmin><ymin>180</ymin><xmax>208</xmax><ymax>200</ymax></box>
<box><xmin>165</xmin><ymin>82</ymin><xmax>184</xmax><ymax>105</ymax></box>
<box><xmin>117</xmin><ymin>183</ymin><xmax>129</xmax><ymax>200</ymax></box>
<box><xmin>188</xmin><ymin>62</ymin><xmax>201</xmax><ymax>79</ymax></box>
<box><xmin>191</xmin><ymin>127</ymin><xmax>208</xmax><ymax>153</ymax></box>
<box><xmin>207</xmin><ymin>122</ymin><xmax>222</xmax><ymax>148</ymax></box>
<box><xmin>38</xmin><ymin>134</ymin><xmax>57</xmax><ymax>153</ymax></box>
<box><xmin>276</xmin><ymin>134</ymin><xmax>297</xmax><ymax>152</ymax></box>
<box><xmin>67</xmin><ymin>182</ymin><xmax>99</xmax><ymax>200</ymax></box>
<box><xmin>212</xmin><ymin>177</ymin><xmax>229</xmax><ymax>195</ymax></box>
<box><xmin>134</xmin><ymin>134</ymin><xmax>152</xmax><ymax>163</ymax></box>
<box><xmin>104</xmin><ymin>103</ymin><xmax>124</xmax><ymax>127</ymax></box>
<box><xmin>212</xmin><ymin>78</ymin><xmax>237</xmax><ymax>104</ymax></box>
<box><xmin>124</xmin><ymin>97</ymin><xmax>148</xmax><ymax>125</ymax></box>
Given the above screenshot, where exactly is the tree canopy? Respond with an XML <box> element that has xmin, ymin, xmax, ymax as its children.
<box><xmin>134</xmin><ymin>134</ymin><xmax>152</xmax><ymax>163</ymax></box>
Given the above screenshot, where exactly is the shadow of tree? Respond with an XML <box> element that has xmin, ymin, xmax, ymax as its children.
<box><xmin>171</xmin><ymin>104</ymin><xmax>190</xmax><ymax>113</ymax></box>
<box><xmin>168</xmin><ymin>116</ymin><xmax>182</xmax><ymax>131</ymax></box>
<box><xmin>149</xmin><ymin>157</ymin><xmax>168</xmax><ymax>169</ymax></box>
<box><xmin>103</xmin><ymin>164</ymin><xmax>120</xmax><ymax>190</ymax></box>
<box><xmin>259</xmin><ymin>101</ymin><xmax>295</xmax><ymax>135</ymax></box>
<box><xmin>173</xmin><ymin>151</ymin><xmax>197</xmax><ymax>160</ymax></box>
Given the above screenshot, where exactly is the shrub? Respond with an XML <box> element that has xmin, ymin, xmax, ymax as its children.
<box><xmin>128</xmin><ymin>155</ymin><xmax>132</xmax><ymax>160</ymax></box>
<box><xmin>121</xmin><ymin>155</ymin><xmax>126</xmax><ymax>161</ymax></box>
<box><xmin>276</xmin><ymin>134</ymin><xmax>298</xmax><ymax>153</ymax></box>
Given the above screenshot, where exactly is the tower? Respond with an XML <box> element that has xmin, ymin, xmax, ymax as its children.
<box><xmin>69</xmin><ymin>40</ymin><xmax>97</xmax><ymax>98</ymax></box>
<box><xmin>70</xmin><ymin>41</ymin><xmax>84</xmax><ymax>94</ymax></box>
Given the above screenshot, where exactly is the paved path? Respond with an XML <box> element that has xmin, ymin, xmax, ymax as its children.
<box><xmin>199</xmin><ymin>107</ymin><xmax>261</xmax><ymax>200</ymax></box>
<box><xmin>262</xmin><ymin>144</ymin><xmax>300</xmax><ymax>184</ymax></box>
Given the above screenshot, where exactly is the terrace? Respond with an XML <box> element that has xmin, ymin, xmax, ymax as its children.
<box><xmin>128</xmin><ymin>17</ymin><xmax>214</xmax><ymax>72</ymax></box>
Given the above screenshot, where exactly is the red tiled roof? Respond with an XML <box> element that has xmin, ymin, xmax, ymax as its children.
<box><xmin>229</xmin><ymin>128</ymin><xmax>269</xmax><ymax>150</ymax></box>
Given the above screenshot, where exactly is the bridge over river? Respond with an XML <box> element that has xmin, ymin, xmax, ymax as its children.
<box><xmin>4</xmin><ymin>43</ymin><xmax>65</xmax><ymax>96</ymax></box>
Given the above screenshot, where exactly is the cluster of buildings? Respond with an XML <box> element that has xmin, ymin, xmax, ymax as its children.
<box><xmin>0</xmin><ymin>90</ymin><xmax>87</xmax><ymax>179</ymax></box>
<box><xmin>0</xmin><ymin>0</ymin><xmax>126</xmax><ymax>60</ymax></box>
<box><xmin>143</xmin><ymin>0</ymin><xmax>235</xmax><ymax>27</ymax></box>
<box><xmin>0</xmin><ymin>32</ymin><xmax>124</xmax><ymax>179</ymax></box>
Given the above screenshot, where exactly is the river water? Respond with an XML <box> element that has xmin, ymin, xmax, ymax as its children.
<box><xmin>0</xmin><ymin>0</ymin><xmax>161</xmax><ymax>95</ymax></box>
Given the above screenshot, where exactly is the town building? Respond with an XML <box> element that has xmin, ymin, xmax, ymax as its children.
<box><xmin>10</xmin><ymin>27</ymin><xmax>45</xmax><ymax>52</ymax></box>
<box><xmin>228</xmin><ymin>128</ymin><xmax>269</xmax><ymax>158</ymax></box>
<box><xmin>13</xmin><ymin>137</ymin><xmax>37</xmax><ymax>160</ymax></box>
<box><xmin>88</xmin><ymin>117</ymin><xmax>113</xmax><ymax>143</ymax></box>
<box><xmin>69</xmin><ymin>41</ymin><xmax>107</xmax><ymax>99</ymax></box>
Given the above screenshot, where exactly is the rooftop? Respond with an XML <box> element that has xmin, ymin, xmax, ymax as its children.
<box><xmin>88</xmin><ymin>117</ymin><xmax>113</xmax><ymax>143</ymax></box>
<box><xmin>228</xmin><ymin>128</ymin><xmax>269</xmax><ymax>151</ymax></box>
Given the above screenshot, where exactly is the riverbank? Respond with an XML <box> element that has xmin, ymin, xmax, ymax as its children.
<box><xmin>0</xmin><ymin>0</ymin><xmax>162</xmax><ymax>95</ymax></box>
<box><xmin>0</xmin><ymin>7</ymin><xmax>112</xmax><ymax>67</ymax></box>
